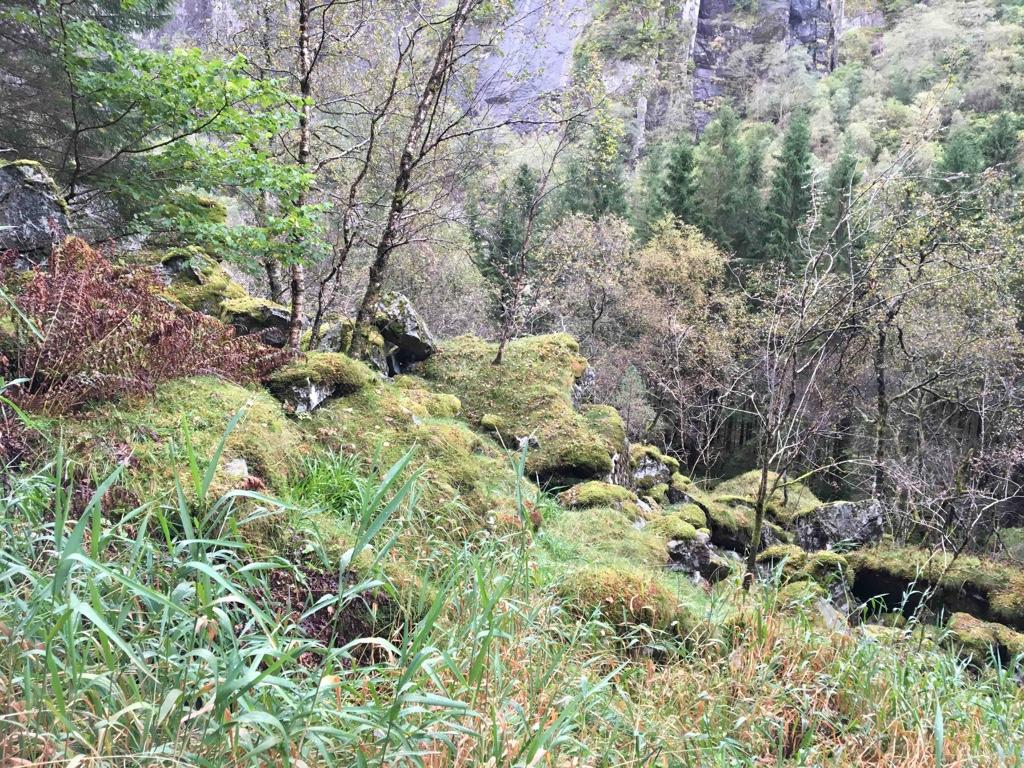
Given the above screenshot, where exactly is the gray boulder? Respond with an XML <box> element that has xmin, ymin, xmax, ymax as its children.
<box><xmin>0</xmin><ymin>161</ymin><xmax>69</xmax><ymax>263</ymax></box>
<box><xmin>666</xmin><ymin>530</ymin><xmax>733</xmax><ymax>584</ymax></box>
<box><xmin>372</xmin><ymin>292</ymin><xmax>436</xmax><ymax>373</ymax></box>
<box><xmin>793</xmin><ymin>499</ymin><xmax>885</xmax><ymax>551</ymax></box>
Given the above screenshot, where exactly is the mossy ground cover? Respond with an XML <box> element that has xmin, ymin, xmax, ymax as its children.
<box><xmin>712</xmin><ymin>469</ymin><xmax>824</xmax><ymax>524</ymax></box>
<box><xmin>59</xmin><ymin>375</ymin><xmax>304</xmax><ymax>497</ymax></box>
<box><xmin>304</xmin><ymin>375</ymin><xmax>531</xmax><ymax>540</ymax></box>
<box><xmin>848</xmin><ymin>545</ymin><xmax>1024</xmax><ymax>629</ymax></box>
<box><xmin>419</xmin><ymin>334</ymin><xmax>623</xmax><ymax>485</ymax></box>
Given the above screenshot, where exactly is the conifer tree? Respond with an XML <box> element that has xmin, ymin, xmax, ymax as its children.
<box><xmin>659</xmin><ymin>136</ymin><xmax>699</xmax><ymax>226</ymax></box>
<box><xmin>694</xmin><ymin>106</ymin><xmax>746</xmax><ymax>252</ymax></box>
<box><xmin>937</xmin><ymin>128</ymin><xmax>984</xmax><ymax>186</ymax></box>
<box><xmin>762</xmin><ymin>113</ymin><xmax>812</xmax><ymax>268</ymax></box>
<box><xmin>821</xmin><ymin>137</ymin><xmax>860</xmax><ymax>268</ymax></box>
<box><xmin>632</xmin><ymin>145</ymin><xmax>668</xmax><ymax>241</ymax></box>
<box><xmin>733</xmin><ymin>135</ymin><xmax>767</xmax><ymax>264</ymax></box>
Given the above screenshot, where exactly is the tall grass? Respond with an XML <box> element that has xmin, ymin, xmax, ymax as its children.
<box><xmin>2</xmin><ymin>415</ymin><xmax>1024</xmax><ymax>765</ymax></box>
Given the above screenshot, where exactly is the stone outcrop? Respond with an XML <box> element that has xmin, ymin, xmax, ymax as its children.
<box><xmin>667</xmin><ymin>529</ymin><xmax>734</xmax><ymax>583</ymax></box>
<box><xmin>793</xmin><ymin>499</ymin><xmax>885</xmax><ymax>551</ymax></box>
<box><xmin>372</xmin><ymin>292</ymin><xmax>436</xmax><ymax>374</ymax></box>
<box><xmin>0</xmin><ymin>160</ymin><xmax>69</xmax><ymax>263</ymax></box>
<box><xmin>266</xmin><ymin>352</ymin><xmax>375</xmax><ymax>414</ymax></box>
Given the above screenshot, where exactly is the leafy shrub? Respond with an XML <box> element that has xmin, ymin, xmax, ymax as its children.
<box><xmin>0</xmin><ymin>238</ymin><xmax>288</xmax><ymax>412</ymax></box>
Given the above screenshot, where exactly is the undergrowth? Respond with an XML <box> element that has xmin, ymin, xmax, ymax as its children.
<box><xmin>1</xmin><ymin>413</ymin><xmax>1023</xmax><ymax>766</ymax></box>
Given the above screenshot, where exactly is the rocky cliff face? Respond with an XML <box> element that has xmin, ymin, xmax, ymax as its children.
<box><xmin>158</xmin><ymin>0</ymin><xmax>881</xmax><ymax>143</ymax></box>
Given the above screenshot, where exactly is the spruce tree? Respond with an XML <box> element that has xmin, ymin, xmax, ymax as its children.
<box><xmin>981</xmin><ymin>112</ymin><xmax>1019</xmax><ymax>168</ymax></box>
<box><xmin>762</xmin><ymin>113</ymin><xmax>812</xmax><ymax>269</ymax></box>
<box><xmin>659</xmin><ymin>135</ymin><xmax>699</xmax><ymax>226</ymax></box>
<box><xmin>632</xmin><ymin>145</ymin><xmax>668</xmax><ymax>241</ymax></box>
<box><xmin>937</xmin><ymin>128</ymin><xmax>984</xmax><ymax>186</ymax></box>
<box><xmin>733</xmin><ymin>135</ymin><xmax>767</xmax><ymax>264</ymax></box>
<box><xmin>821</xmin><ymin>137</ymin><xmax>860</xmax><ymax>269</ymax></box>
<box><xmin>694</xmin><ymin>106</ymin><xmax>746</xmax><ymax>252</ymax></box>
<box><xmin>469</xmin><ymin>164</ymin><xmax>543</xmax><ymax>323</ymax></box>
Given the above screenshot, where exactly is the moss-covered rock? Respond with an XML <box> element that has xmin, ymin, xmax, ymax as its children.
<box><xmin>266</xmin><ymin>352</ymin><xmax>376</xmax><ymax>413</ymax></box>
<box><xmin>64</xmin><ymin>376</ymin><xmax>303</xmax><ymax>497</ymax></box>
<box><xmin>711</xmin><ymin>470</ymin><xmax>824</xmax><ymax>525</ymax></box>
<box><xmin>0</xmin><ymin>159</ymin><xmax>70</xmax><ymax>261</ymax></box>
<box><xmin>647</xmin><ymin>482</ymin><xmax>669</xmax><ymax>504</ymax></box>
<box><xmin>220</xmin><ymin>296</ymin><xmax>292</xmax><ymax>348</ymax></box>
<box><xmin>629</xmin><ymin>443</ymin><xmax>680</xmax><ymax>491</ymax></box>
<box><xmin>757</xmin><ymin>545</ymin><xmax>853</xmax><ymax>590</ymax></box>
<box><xmin>154</xmin><ymin>248</ymin><xmax>293</xmax><ymax>348</ymax></box>
<box><xmin>305</xmin><ymin>377</ymin><xmax>530</xmax><ymax>536</ymax></box>
<box><xmin>946</xmin><ymin>612</ymin><xmax>1024</xmax><ymax>667</ymax></box>
<box><xmin>158</xmin><ymin>247</ymin><xmax>249</xmax><ymax>316</ymax></box>
<box><xmin>419</xmin><ymin>334</ymin><xmax>623</xmax><ymax>484</ymax></box>
<box><xmin>666</xmin><ymin>502</ymin><xmax>707</xmax><ymax>529</ymax></box>
<box><xmin>559</xmin><ymin>563</ymin><xmax>693</xmax><ymax>635</ymax></box>
<box><xmin>646</xmin><ymin>512</ymin><xmax>699</xmax><ymax>542</ymax></box>
<box><xmin>558</xmin><ymin>480</ymin><xmax>636</xmax><ymax>509</ymax></box>
<box><xmin>848</xmin><ymin>546</ymin><xmax>1024</xmax><ymax>630</ymax></box>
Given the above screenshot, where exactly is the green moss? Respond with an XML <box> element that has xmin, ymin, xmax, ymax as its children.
<box><xmin>582</xmin><ymin>404</ymin><xmax>626</xmax><ymax>449</ymax></box>
<box><xmin>558</xmin><ymin>481</ymin><xmax>636</xmax><ymax>509</ymax></box>
<box><xmin>758</xmin><ymin>545</ymin><xmax>851</xmax><ymax>588</ymax></box>
<box><xmin>802</xmin><ymin>551</ymin><xmax>853</xmax><ymax>588</ymax></box>
<box><xmin>711</xmin><ymin>470</ymin><xmax>824</xmax><ymax>524</ymax></box>
<box><xmin>543</xmin><ymin>505</ymin><xmax>667</xmax><ymax>568</ymax></box>
<box><xmin>630</xmin><ymin>443</ymin><xmax>680</xmax><ymax>473</ymax></box>
<box><xmin>666</xmin><ymin>502</ymin><xmax>706</xmax><ymax>529</ymax></box>
<box><xmin>946</xmin><ymin>612</ymin><xmax>1024</xmax><ymax>665</ymax></box>
<box><xmin>63</xmin><ymin>376</ymin><xmax>303</xmax><ymax>497</ymax></box>
<box><xmin>306</xmin><ymin>379</ymin><xmax>529</xmax><ymax>536</ymax></box>
<box><xmin>159</xmin><ymin>248</ymin><xmax>249</xmax><ymax>315</ymax></box>
<box><xmin>266</xmin><ymin>352</ymin><xmax>374</xmax><ymax>396</ymax></box>
<box><xmin>418</xmin><ymin>334</ymin><xmax>620</xmax><ymax>483</ymax></box>
<box><xmin>778</xmin><ymin>579</ymin><xmax>828</xmax><ymax>608</ymax></box>
<box><xmin>646</xmin><ymin>512</ymin><xmax>698</xmax><ymax>542</ymax></box>
<box><xmin>220</xmin><ymin>295</ymin><xmax>289</xmax><ymax>319</ymax></box>
<box><xmin>848</xmin><ymin>546</ymin><xmax>1024</xmax><ymax>627</ymax></box>
<box><xmin>648</xmin><ymin>483</ymin><xmax>669</xmax><ymax>505</ymax></box>
<box><xmin>559</xmin><ymin>563</ymin><xmax>693</xmax><ymax>635</ymax></box>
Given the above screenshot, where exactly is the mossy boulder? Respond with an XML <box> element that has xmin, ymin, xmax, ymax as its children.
<box><xmin>793</xmin><ymin>499</ymin><xmax>885</xmax><ymax>551</ymax></box>
<box><xmin>558</xmin><ymin>481</ymin><xmax>636</xmax><ymax>509</ymax></box>
<box><xmin>158</xmin><ymin>248</ymin><xmax>248</xmax><ymax>315</ymax></box>
<box><xmin>629</xmin><ymin>444</ymin><xmax>680</xmax><ymax>491</ymax></box>
<box><xmin>220</xmin><ymin>296</ymin><xmax>292</xmax><ymax>348</ymax></box>
<box><xmin>155</xmin><ymin>248</ymin><xmax>292</xmax><ymax>348</ymax></box>
<box><xmin>266</xmin><ymin>352</ymin><xmax>376</xmax><ymax>413</ymax></box>
<box><xmin>371</xmin><ymin>291</ymin><xmax>436</xmax><ymax>373</ymax></box>
<box><xmin>419</xmin><ymin>334</ymin><xmax>623</xmax><ymax>485</ymax></box>
<box><xmin>757</xmin><ymin>545</ymin><xmax>853</xmax><ymax>590</ymax></box>
<box><xmin>946</xmin><ymin>612</ymin><xmax>1024</xmax><ymax>667</ymax></box>
<box><xmin>700</xmin><ymin>493</ymin><xmax>789</xmax><ymax>553</ymax></box>
<box><xmin>306</xmin><ymin>377</ymin><xmax>531</xmax><ymax>537</ymax></box>
<box><xmin>646</xmin><ymin>511</ymin><xmax>699</xmax><ymax>542</ymax></box>
<box><xmin>711</xmin><ymin>470</ymin><xmax>824</xmax><ymax>526</ymax></box>
<box><xmin>0</xmin><ymin>160</ymin><xmax>70</xmax><ymax>263</ymax></box>
<box><xmin>64</xmin><ymin>376</ymin><xmax>303</xmax><ymax>497</ymax></box>
<box><xmin>666</xmin><ymin>502</ymin><xmax>707</xmax><ymax>529</ymax></box>
<box><xmin>847</xmin><ymin>546</ymin><xmax>1024</xmax><ymax>630</ymax></box>
<box><xmin>305</xmin><ymin>316</ymin><xmax>390</xmax><ymax>373</ymax></box>
<box><xmin>559</xmin><ymin>563</ymin><xmax>693</xmax><ymax>635</ymax></box>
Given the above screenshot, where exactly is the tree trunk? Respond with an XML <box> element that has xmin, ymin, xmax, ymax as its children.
<box><xmin>288</xmin><ymin>0</ymin><xmax>313</xmax><ymax>351</ymax></box>
<box><xmin>351</xmin><ymin>0</ymin><xmax>480</xmax><ymax>356</ymax></box>
<box><xmin>872</xmin><ymin>323</ymin><xmax>889</xmax><ymax>498</ymax></box>
<box><xmin>744</xmin><ymin>462</ymin><xmax>771</xmax><ymax>590</ymax></box>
